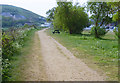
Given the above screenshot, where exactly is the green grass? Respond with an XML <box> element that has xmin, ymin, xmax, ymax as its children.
<box><xmin>8</xmin><ymin>29</ymin><xmax>38</xmax><ymax>81</ymax></box>
<box><xmin>46</xmin><ymin>28</ymin><xmax>118</xmax><ymax>81</ymax></box>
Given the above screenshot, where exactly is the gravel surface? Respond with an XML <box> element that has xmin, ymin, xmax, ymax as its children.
<box><xmin>37</xmin><ymin>28</ymin><xmax>105</xmax><ymax>81</ymax></box>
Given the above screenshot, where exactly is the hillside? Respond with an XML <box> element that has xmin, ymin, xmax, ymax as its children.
<box><xmin>0</xmin><ymin>4</ymin><xmax>46</xmax><ymax>28</ymax></box>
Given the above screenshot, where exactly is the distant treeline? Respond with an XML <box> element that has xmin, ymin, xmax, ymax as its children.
<box><xmin>2</xmin><ymin>16</ymin><xmax>29</xmax><ymax>27</ymax></box>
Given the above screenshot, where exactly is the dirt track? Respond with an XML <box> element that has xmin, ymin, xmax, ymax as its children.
<box><xmin>36</xmin><ymin>28</ymin><xmax>105</xmax><ymax>81</ymax></box>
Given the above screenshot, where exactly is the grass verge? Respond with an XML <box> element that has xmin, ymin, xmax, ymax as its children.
<box><xmin>8</xmin><ymin>29</ymin><xmax>37</xmax><ymax>81</ymax></box>
<box><xmin>46</xmin><ymin>28</ymin><xmax>118</xmax><ymax>81</ymax></box>
<box><xmin>5</xmin><ymin>28</ymin><xmax>44</xmax><ymax>81</ymax></box>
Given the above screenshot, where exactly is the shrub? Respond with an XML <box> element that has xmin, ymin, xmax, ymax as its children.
<box><xmin>2</xmin><ymin>28</ymin><xmax>32</xmax><ymax>81</ymax></box>
<box><xmin>113</xmin><ymin>25</ymin><xmax>120</xmax><ymax>39</ymax></box>
<box><xmin>2</xmin><ymin>33</ymin><xmax>16</xmax><ymax>59</ymax></box>
<box><xmin>90</xmin><ymin>26</ymin><xmax>108</xmax><ymax>37</ymax></box>
<box><xmin>2</xmin><ymin>58</ymin><xmax>11</xmax><ymax>80</ymax></box>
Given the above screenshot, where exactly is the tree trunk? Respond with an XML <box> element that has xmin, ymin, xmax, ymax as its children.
<box><xmin>69</xmin><ymin>28</ymin><xmax>73</xmax><ymax>34</ymax></box>
<box><xmin>94</xmin><ymin>3</ymin><xmax>103</xmax><ymax>38</ymax></box>
<box><xmin>95</xmin><ymin>19</ymin><xmax>99</xmax><ymax>38</ymax></box>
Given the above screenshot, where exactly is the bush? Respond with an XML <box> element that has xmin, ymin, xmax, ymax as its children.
<box><xmin>90</xmin><ymin>26</ymin><xmax>108</xmax><ymax>37</ymax></box>
<box><xmin>2</xmin><ymin>58</ymin><xmax>11</xmax><ymax>80</ymax></box>
<box><xmin>113</xmin><ymin>25</ymin><xmax>120</xmax><ymax>39</ymax></box>
<box><xmin>2</xmin><ymin>33</ymin><xmax>19</xmax><ymax>59</ymax></box>
<box><xmin>2</xmin><ymin>28</ymin><xmax>34</xmax><ymax>81</ymax></box>
<box><xmin>2</xmin><ymin>32</ymin><xmax>20</xmax><ymax>81</ymax></box>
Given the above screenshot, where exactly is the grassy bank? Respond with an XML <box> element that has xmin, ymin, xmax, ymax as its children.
<box><xmin>7</xmin><ymin>28</ymin><xmax>38</xmax><ymax>81</ymax></box>
<box><xmin>46</xmin><ymin>28</ymin><xmax>118</xmax><ymax>81</ymax></box>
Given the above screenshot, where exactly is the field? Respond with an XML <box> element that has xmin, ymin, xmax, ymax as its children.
<box><xmin>46</xmin><ymin>28</ymin><xmax>118</xmax><ymax>81</ymax></box>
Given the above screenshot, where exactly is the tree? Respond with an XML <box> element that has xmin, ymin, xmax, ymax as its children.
<box><xmin>53</xmin><ymin>2</ymin><xmax>89</xmax><ymax>34</ymax></box>
<box><xmin>107</xmin><ymin>2</ymin><xmax>119</xmax><ymax>22</ymax></box>
<box><xmin>87</xmin><ymin>2</ymin><xmax>112</xmax><ymax>38</ymax></box>
<box><xmin>46</xmin><ymin>7</ymin><xmax>56</xmax><ymax>22</ymax></box>
<box><xmin>107</xmin><ymin>2</ymin><xmax>120</xmax><ymax>39</ymax></box>
<box><xmin>53</xmin><ymin>2</ymin><xmax>72</xmax><ymax>31</ymax></box>
<box><xmin>68</xmin><ymin>4</ymin><xmax>89</xmax><ymax>34</ymax></box>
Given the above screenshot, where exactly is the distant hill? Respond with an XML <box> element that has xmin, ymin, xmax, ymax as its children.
<box><xmin>0</xmin><ymin>4</ymin><xmax>46</xmax><ymax>28</ymax></box>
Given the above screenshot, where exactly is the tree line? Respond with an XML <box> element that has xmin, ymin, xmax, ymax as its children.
<box><xmin>2</xmin><ymin>16</ymin><xmax>29</xmax><ymax>28</ymax></box>
<box><xmin>46</xmin><ymin>1</ymin><xmax>119</xmax><ymax>38</ymax></box>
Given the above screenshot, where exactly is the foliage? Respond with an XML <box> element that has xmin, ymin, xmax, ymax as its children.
<box><xmin>68</xmin><ymin>4</ymin><xmax>89</xmax><ymax>34</ymax></box>
<box><xmin>90</xmin><ymin>26</ymin><xmax>108</xmax><ymax>37</ymax></box>
<box><xmin>23</xmin><ymin>24</ymin><xmax>29</xmax><ymax>28</ymax></box>
<box><xmin>113</xmin><ymin>25</ymin><xmax>120</xmax><ymax>39</ymax></box>
<box><xmin>2</xmin><ymin>27</ymin><xmax>35</xmax><ymax>81</ymax></box>
<box><xmin>2</xmin><ymin>33</ymin><xmax>19</xmax><ymax>59</ymax></box>
<box><xmin>87</xmin><ymin>2</ymin><xmax>112</xmax><ymax>38</ymax></box>
<box><xmin>46</xmin><ymin>7</ymin><xmax>56</xmax><ymax>22</ymax></box>
<box><xmin>2</xmin><ymin>58</ymin><xmax>11</xmax><ymax>80</ymax></box>
<box><xmin>107</xmin><ymin>2</ymin><xmax>119</xmax><ymax>22</ymax></box>
<box><xmin>2</xmin><ymin>31</ymin><xmax>19</xmax><ymax>80</ymax></box>
<box><xmin>112</xmin><ymin>12</ymin><xmax>118</xmax><ymax>22</ymax></box>
<box><xmin>53</xmin><ymin>2</ymin><xmax>89</xmax><ymax>34</ymax></box>
<box><xmin>53</xmin><ymin>2</ymin><xmax>72</xmax><ymax>32</ymax></box>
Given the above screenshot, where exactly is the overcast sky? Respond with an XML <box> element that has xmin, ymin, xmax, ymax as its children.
<box><xmin>0</xmin><ymin>0</ymin><xmax>88</xmax><ymax>17</ymax></box>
